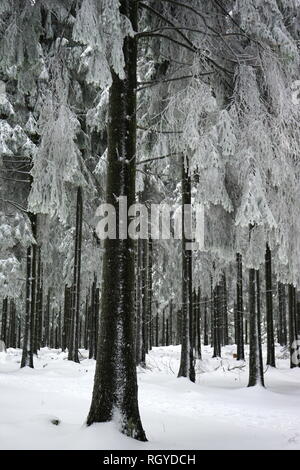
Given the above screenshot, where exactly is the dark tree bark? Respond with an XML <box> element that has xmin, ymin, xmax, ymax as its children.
<box><xmin>210</xmin><ymin>276</ymin><xmax>214</xmax><ymax>347</ymax></box>
<box><xmin>203</xmin><ymin>296</ymin><xmax>209</xmax><ymax>346</ymax></box>
<box><xmin>234</xmin><ymin>301</ymin><xmax>237</xmax><ymax>345</ymax></box>
<box><xmin>248</xmin><ymin>268</ymin><xmax>264</xmax><ymax>387</ymax></box>
<box><xmin>21</xmin><ymin>212</ymin><xmax>38</xmax><ymax>367</ymax></box>
<box><xmin>213</xmin><ymin>285</ymin><xmax>221</xmax><ymax>358</ymax></box>
<box><xmin>222</xmin><ymin>273</ymin><xmax>229</xmax><ymax>345</ymax></box>
<box><xmin>288</xmin><ymin>285</ymin><xmax>299</xmax><ymax>368</ymax></box>
<box><xmin>256</xmin><ymin>271</ymin><xmax>264</xmax><ymax>381</ymax></box>
<box><xmin>162</xmin><ymin>307</ymin><xmax>166</xmax><ymax>346</ymax></box>
<box><xmin>192</xmin><ymin>289</ymin><xmax>196</xmax><ymax>352</ymax></box>
<box><xmin>166</xmin><ymin>318</ymin><xmax>169</xmax><ymax>346</ymax></box>
<box><xmin>236</xmin><ymin>253</ymin><xmax>244</xmax><ymax>360</ymax></box>
<box><xmin>169</xmin><ymin>299</ymin><xmax>173</xmax><ymax>346</ymax></box>
<box><xmin>21</xmin><ymin>246</ymin><xmax>34</xmax><ymax>368</ymax></box>
<box><xmin>265</xmin><ymin>244</ymin><xmax>275</xmax><ymax>367</ymax></box>
<box><xmin>1</xmin><ymin>297</ymin><xmax>8</xmax><ymax>345</ymax></box>
<box><xmin>196</xmin><ymin>286</ymin><xmax>201</xmax><ymax>359</ymax></box>
<box><xmin>34</xmin><ymin>246</ymin><xmax>42</xmax><ymax>352</ymax></box>
<box><xmin>83</xmin><ymin>293</ymin><xmax>89</xmax><ymax>350</ymax></box>
<box><xmin>148</xmin><ymin>237</ymin><xmax>153</xmax><ymax>350</ymax></box>
<box><xmin>178</xmin><ymin>156</ymin><xmax>195</xmax><ymax>383</ymax></box>
<box><xmin>62</xmin><ymin>286</ymin><xmax>71</xmax><ymax>351</ymax></box>
<box><xmin>43</xmin><ymin>288</ymin><xmax>51</xmax><ymax>347</ymax></box>
<box><xmin>68</xmin><ymin>187</ymin><xmax>83</xmax><ymax>363</ymax></box>
<box><xmin>135</xmin><ymin>239</ymin><xmax>143</xmax><ymax>365</ymax></box>
<box><xmin>87</xmin><ymin>0</ymin><xmax>146</xmax><ymax>441</ymax></box>
<box><xmin>278</xmin><ymin>282</ymin><xmax>287</xmax><ymax>346</ymax></box>
<box><xmin>94</xmin><ymin>287</ymin><xmax>100</xmax><ymax>357</ymax></box>
<box><xmin>8</xmin><ymin>300</ymin><xmax>16</xmax><ymax>348</ymax></box>
<box><xmin>141</xmin><ymin>238</ymin><xmax>148</xmax><ymax>359</ymax></box>
<box><xmin>177</xmin><ymin>309</ymin><xmax>182</xmax><ymax>345</ymax></box>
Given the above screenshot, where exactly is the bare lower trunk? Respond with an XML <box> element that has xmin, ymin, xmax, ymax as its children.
<box><xmin>236</xmin><ymin>253</ymin><xmax>244</xmax><ymax>360</ymax></box>
<box><xmin>178</xmin><ymin>156</ymin><xmax>195</xmax><ymax>382</ymax></box>
<box><xmin>265</xmin><ymin>244</ymin><xmax>275</xmax><ymax>367</ymax></box>
<box><xmin>68</xmin><ymin>187</ymin><xmax>83</xmax><ymax>363</ymax></box>
<box><xmin>87</xmin><ymin>0</ymin><xmax>146</xmax><ymax>441</ymax></box>
<box><xmin>248</xmin><ymin>268</ymin><xmax>264</xmax><ymax>387</ymax></box>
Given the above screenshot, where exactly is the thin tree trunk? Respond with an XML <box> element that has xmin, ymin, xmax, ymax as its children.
<box><xmin>8</xmin><ymin>300</ymin><xmax>16</xmax><ymax>348</ymax></box>
<box><xmin>162</xmin><ymin>307</ymin><xmax>165</xmax><ymax>346</ymax></box>
<box><xmin>236</xmin><ymin>253</ymin><xmax>244</xmax><ymax>360</ymax></box>
<box><xmin>196</xmin><ymin>286</ymin><xmax>201</xmax><ymax>359</ymax></box>
<box><xmin>148</xmin><ymin>237</ymin><xmax>153</xmax><ymax>350</ymax></box>
<box><xmin>248</xmin><ymin>268</ymin><xmax>264</xmax><ymax>387</ymax></box>
<box><xmin>203</xmin><ymin>297</ymin><xmax>208</xmax><ymax>346</ymax></box>
<box><xmin>34</xmin><ymin>246</ymin><xmax>42</xmax><ymax>352</ymax></box>
<box><xmin>44</xmin><ymin>288</ymin><xmax>51</xmax><ymax>347</ymax></box>
<box><xmin>1</xmin><ymin>297</ymin><xmax>8</xmax><ymax>345</ymax></box>
<box><xmin>288</xmin><ymin>284</ymin><xmax>299</xmax><ymax>368</ymax></box>
<box><xmin>68</xmin><ymin>187</ymin><xmax>83</xmax><ymax>363</ymax></box>
<box><xmin>178</xmin><ymin>156</ymin><xmax>195</xmax><ymax>382</ymax></box>
<box><xmin>21</xmin><ymin>246</ymin><xmax>34</xmax><ymax>368</ymax></box>
<box><xmin>169</xmin><ymin>299</ymin><xmax>173</xmax><ymax>346</ymax></box>
<box><xmin>135</xmin><ymin>239</ymin><xmax>143</xmax><ymax>365</ymax></box>
<box><xmin>278</xmin><ymin>282</ymin><xmax>287</xmax><ymax>346</ymax></box>
<box><xmin>213</xmin><ymin>285</ymin><xmax>221</xmax><ymax>358</ymax></box>
<box><xmin>222</xmin><ymin>273</ymin><xmax>229</xmax><ymax>345</ymax></box>
<box><xmin>62</xmin><ymin>286</ymin><xmax>71</xmax><ymax>351</ymax></box>
<box><xmin>265</xmin><ymin>243</ymin><xmax>275</xmax><ymax>367</ymax></box>
<box><xmin>141</xmin><ymin>238</ymin><xmax>148</xmax><ymax>361</ymax></box>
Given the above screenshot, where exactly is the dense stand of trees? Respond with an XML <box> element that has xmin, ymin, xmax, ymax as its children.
<box><xmin>1</xmin><ymin>0</ymin><xmax>300</xmax><ymax>442</ymax></box>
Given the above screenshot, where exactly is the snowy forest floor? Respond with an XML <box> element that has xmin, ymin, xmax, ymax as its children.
<box><xmin>0</xmin><ymin>344</ymin><xmax>300</xmax><ymax>450</ymax></box>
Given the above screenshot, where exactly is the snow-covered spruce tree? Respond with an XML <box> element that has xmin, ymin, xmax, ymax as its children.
<box><xmin>135</xmin><ymin>0</ymin><xmax>241</xmax><ymax>372</ymax></box>
<box><xmin>0</xmin><ymin>0</ymin><xmax>104</xmax><ymax>364</ymax></box>
<box><xmin>73</xmin><ymin>0</ymin><xmax>146</xmax><ymax>440</ymax></box>
<box><xmin>231</xmin><ymin>0</ymin><xmax>300</xmax><ymax>371</ymax></box>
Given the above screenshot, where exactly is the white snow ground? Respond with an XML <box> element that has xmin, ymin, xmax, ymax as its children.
<box><xmin>0</xmin><ymin>344</ymin><xmax>300</xmax><ymax>450</ymax></box>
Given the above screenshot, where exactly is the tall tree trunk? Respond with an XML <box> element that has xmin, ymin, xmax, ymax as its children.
<box><xmin>87</xmin><ymin>1</ymin><xmax>146</xmax><ymax>441</ymax></box>
<box><xmin>169</xmin><ymin>299</ymin><xmax>173</xmax><ymax>346</ymax></box>
<box><xmin>43</xmin><ymin>288</ymin><xmax>51</xmax><ymax>347</ymax></box>
<box><xmin>21</xmin><ymin>212</ymin><xmax>37</xmax><ymax>367</ymax></box>
<box><xmin>94</xmin><ymin>287</ymin><xmax>100</xmax><ymax>358</ymax></box>
<box><xmin>62</xmin><ymin>285</ymin><xmax>71</xmax><ymax>351</ymax></box>
<box><xmin>8</xmin><ymin>300</ymin><xmax>16</xmax><ymax>348</ymax></box>
<box><xmin>213</xmin><ymin>285</ymin><xmax>221</xmax><ymax>358</ymax></box>
<box><xmin>203</xmin><ymin>296</ymin><xmax>209</xmax><ymax>346</ymax></box>
<box><xmin>265</xmin><ymin>243</ymin><xmax>275</xmax><ymax>367</ymax></box>
<box><xmin>222</xmin><ymin>273</ymin><xmax>229</xmax><ymax>345</ymax></box>
<box><xmin>34</xmin><ymin>246</ymin><xmax>42</xmax><ymax>352</ymax></box>
<box><xmin>89</xmin><ymin>281</ymin><xmax>96</xmax><ymax>360</ymax></box>
<box><xmin>148</xmin><ymin>237</ymin><xmax>153</xmax><ymax>350</ymax></box>
<box><xmin>178</xmin><ymin>156</ymin><xmax>195</xmax><ymax>382</ymax></box>
<box><xmin>1</xmin><ymin>297</ymin><xmax>8</xmax><ymax>345</ymax></box>
<box><xmin>135</xmin><ymin>239</ymin><xmax>143</xmax><ymax>365</ymax></box>
<box><xmin>68</xmin><ymin>187</ymin><xmax>83</xmax><ymax>363</ymax></box>
<box><xmin>288</xmin><ymin>285</ymin><xmax>299</xmax><ymax>368</ymax></box>
<box><xmin>155</xmin><ymin>312</ymin><xmax>159</xmax><ymax>347</ymax></box>
<box><xmin>236</xmin><ymin>253</ymin><xmax>244</xmax><ymax>360</ymax></box>
<box><xmin>278</xmin><ymin>282</ymin><xmax>287</xmax><ymax>346</ymax></box>
<box><xmin>196</xmin><ymin>286</ymin><xmax>201</xmax><ymax>359</ymax></box>
<box><xmin>248</xmin><ymin>268</ymin><xmax>264</xmax><ymax>387</ymax></box>
<box><xmin>21</xmin><ymin>246</ymin><xmax>34</xmax><ymax>368</ymax></box>
<box><xmin>162</xmin><ymin>307</ymin><xmax>166</xmax><ymax>346</ymax></box>
<box><xmin>141</xmin><ymin>238</ymin><xmax>148</xmax><ymax>361</ymax></box>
